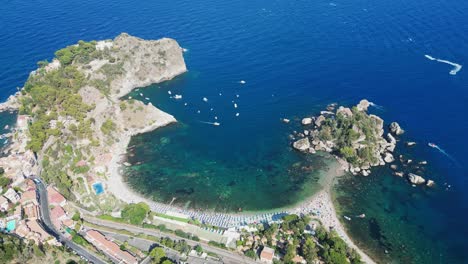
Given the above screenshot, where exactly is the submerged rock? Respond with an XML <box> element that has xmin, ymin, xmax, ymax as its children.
<box><xmin>408</xmin><ymin>173</ymin><xmax>426</xmax><ymax>185</ymax></box>
<box><xmin>389</xmin><ymin>122</ymin><xmax>405</xmax><ymax>136</ymax></box>
<box><xmin>293</xmin><ymin>138</ymin><xmax>310</xmax><ymax>152</ymax></box>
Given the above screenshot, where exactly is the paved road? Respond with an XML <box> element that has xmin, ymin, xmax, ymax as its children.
<box><xmin>93</xmin><ymin>228</ymin><xmax>223</xmax><ymax>264</ymax></box>
<box><xmin>33</xmin><ymin>177</ymin><xmax>108</xmax><ymax>264</ymax></box>
<box><xmin>83</xmin><ymin>216</ymin><xmax>258</xmax><ymax>264</ymax></box>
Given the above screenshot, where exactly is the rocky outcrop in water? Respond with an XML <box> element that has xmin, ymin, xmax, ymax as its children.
<box><xmin>408</xmin><ymin>173</ymin><xmax>426</xmax><ymax>185</ymax></box>
<box><xmin>292</xmin><ymin>100</ymin><xmax>399</xmax><ymax>176</ymax></box>
<box><xmin>389</xmin><ymin>122</ymin><xmax>405</xmax><ymax>136</ymax></box>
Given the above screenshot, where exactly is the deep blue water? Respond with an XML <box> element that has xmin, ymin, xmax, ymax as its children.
<box><xmin>1</xmin><ymin>0</ymin><xmax>467</xmax><ymax>262</ymax></box>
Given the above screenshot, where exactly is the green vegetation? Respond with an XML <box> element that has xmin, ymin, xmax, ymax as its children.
<box><xmin>0</xmin><ymin>167</ymin><xmax>11</xmax><ymax>189</ymax></box>
<box><xmin>21</xmin><ymin>65</ymin><xmax>94</xmax><ymax>152</ymax></box>
<box><xmin>208</xmin><ymin>241</ymin><xmax>227</xmax><ymax>249</ymax></box>
<box><xmin>55</xmin><ymin>40</ymin><xmax>98</xmax><ymax>66</ymax></box>
<box><xmin>153</xmin><ymin>212</ymin><xmax>191</xmax><ymax>223</ymax></box>
<box><xmin>121</xmin><ymin>202</ymin><xmax>150</xmax><ymax>225</ymax></box>
<box><xmin>244</xmin><ymin>249</ymin><xmax>257</xmax><ymax>259</ymax></box>
<box><xmin>149</xmin><ymin>247</ymin><xmax>166</xmax><ymax>264</ymax></box>
<box><xmin>317</xmin><ymin>107</ymin><xmax>382</xmax><ymax>166</ymax></box>
<box><xmin>0</xmin><ymin>234</ymin><xmax>83</xmax><ymax>264</ymax></box>
<box><xmin>100</xmin><ymin>119</ymin><xmax>116</xmax><ymax>135</ymax></box>
<box><xmin>239</xmin><ymin>214</ymin><xmax>361</xmax><ymax>264</ymax></box>
<box><xmin>69</xmin><ymin>230</ymin><xmax>90</xmax><ymax>247</ymax></box>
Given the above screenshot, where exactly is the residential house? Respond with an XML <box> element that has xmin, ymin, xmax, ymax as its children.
<box><xmin>0</xmin><ymin>196</ymin><xmax>9</xmax><ymax>211</ymax></box>
<box><xmin>260</xmin><ymin>246</ymin><xmax>275</xmax><ymax>264</ymax></box>
<box><xmin>3</xmin><ymin>188</ymin><xmax>19</xmax><ymax>203</ymax></box>
<box><xmin>23</xmin><ymin>203</ymin><xmax>39</xmax><ymax>220</ymax></box>
<box><xmin>85</xmin><ymin>230</ymin><xmax>138</xmax><ymax>264</ymax></box>
<box><xmin>47</xmin><ymin>186</ymin><xmax>66</xmax><ymax>207</ymax></box>
<box><xmin>50</xmin><ymin>206</ymin><xmax>68</xmax><ymax>230</ymax></box>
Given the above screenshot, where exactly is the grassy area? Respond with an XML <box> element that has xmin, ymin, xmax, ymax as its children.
<box><xmin>153</xmin><ymin>212</ymin><xmax>191</xmax><ymax>223</ymax></box>
<box><xmin>97</xmin><ymin>214</ymin><xmax>127</xmax><ymax>223</ymax></box>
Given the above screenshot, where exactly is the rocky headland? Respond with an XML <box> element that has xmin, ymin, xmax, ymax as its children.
<box><xmin>0</xmin><ymin>33</ymin><xmax>186</xmax><ymax>210</ymax></box>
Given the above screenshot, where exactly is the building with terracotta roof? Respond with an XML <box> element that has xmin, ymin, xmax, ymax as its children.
<box><xmin>20</xmin><ymin>189</ymin><xmax>37</xmax><ymax>205</ymax></box>
<box><xmin>50</xmin><ymin>206</ymin><xmax>67</xmax><ymax>230</ymax></box>
<box><xmin>260</xmin><ymin>246</ymin><xmax>275</xmax><ymax>264</ymax></box>
<box><xmin>23</xmin><ymin>203</ymin><xmax>39</xmax><ymax>220</ymax></box>
<box><xmin>85</xmin><ymin>230</ymin><xmax>138</xmax><ymax>264</ymax></box>
<box><xmin>47</xmin><ymin>186</ymin><xmax>66</xmax><ymax>207</ymax></box>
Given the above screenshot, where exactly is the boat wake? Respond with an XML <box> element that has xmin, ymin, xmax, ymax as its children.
<box><xmin>199</xmin><ymin>121</ymin><xmax>220</xmax><ymax>126</ymax></box>
<box><xmin>430</xmin><ymin>144</ymin><xmax>461</xmax><ymax>167</ymax></box>
<box><xmin>368</xmin><ymin>101</ymin><xmax>384</xmax><ymax>110</ymax></box>
<box><xmin>424</xmin><ymin>54</ymin><xmax>462</xmax><ymax>75</ymax></box>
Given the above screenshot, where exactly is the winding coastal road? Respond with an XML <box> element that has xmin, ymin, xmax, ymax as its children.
<box><xmin>33</xmin><ymin>177</ymin><xmax>107</xmax><ymax>264</ymax></box>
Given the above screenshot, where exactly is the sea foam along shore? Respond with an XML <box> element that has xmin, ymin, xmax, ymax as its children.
<box><xmin>106</xmin><ymin>130</ymin><xmax>376</xmax><ymax>263</ymax></box>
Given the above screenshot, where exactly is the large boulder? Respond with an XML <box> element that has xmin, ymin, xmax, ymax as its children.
<box><xmin>383</xmin><ymin>152</ymin><xmax>394</xmax><ymax>163</ymax></box>
<box><xmin>356</xmin><ymin>99</ymin><xmax>370</xmax><ymax>111</ymax></box>
<box><xmin>389</xmin><ymin>122</ymin><xmax>405</xmax><ymax>136</ymax></box>
<box><xmin>315</xmin><ymin>115</ymin><xmax>326</xmax><ymax>127</ymax></box>
<box><xmin>408</xmin><ymin>173</ymin><xmax>426</xmax><ymax>185</ymax></box>
<box><xmin>301</xmin><ymin>117</ymin><xmax>313</xmax><ymax>125</ymax></box>
<box><xmin>426</xmin><ymin>180</ymin><xmax>435</xmax><ymax>187</ymax></box>
<box><xmin>336</xmin><ymin>107</ymin><xmax>353</xmax><ymax>117</ymax></box>
<box><xmin>293</xmin><ymin>138</ymin><xmax>310</xmax><ymax>152</ymax></box>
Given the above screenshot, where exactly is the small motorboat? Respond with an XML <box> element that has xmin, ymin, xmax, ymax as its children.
<box><xmin>428</xmin><ymin>143</ymin><xmax>437</xmax><ymax>148</ymax></box>
<box><xmin>344</xmin><ymin>216</ymin><xmax>351</xmax><ymax>221</ymax></box>
<box><xmin>357</xmin><ymin>214</ymin><xmax>366</xmax><ymax>218</ymax></box>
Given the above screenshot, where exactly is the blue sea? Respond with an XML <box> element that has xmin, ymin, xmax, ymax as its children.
<box><xmin>1</xmin><ymin>0</ymin><xmax>467</xmax><ymax>263</ymax></box>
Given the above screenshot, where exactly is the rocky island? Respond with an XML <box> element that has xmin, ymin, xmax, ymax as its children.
<box><xmin>292</xmin><ymin>99</ymin><xmax>435</xmax><ymax>187</ymax></box>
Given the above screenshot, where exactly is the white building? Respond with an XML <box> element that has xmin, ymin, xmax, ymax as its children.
<box><xmin>3</xmin><ymin>188</ymin><xmax>19</xmax><ymax>204</ymax></box>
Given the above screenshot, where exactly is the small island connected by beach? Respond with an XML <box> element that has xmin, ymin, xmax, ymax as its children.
<box><xmin>291</xmin><ymin>100</ymin><xmax>435</xmax><ymax>187</ymax></box>
<box><xmin>0</xmin><ymin>33</ymin><xmax>435</xmax><ymax>264</ymax></box>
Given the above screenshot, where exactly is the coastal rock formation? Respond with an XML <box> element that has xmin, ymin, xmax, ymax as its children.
<box><xmin>408</xmin><ymin>173</ymin><xmax>426</xmax><ymax>185</ymax></box>
<box><xmin>426</xmin><ymin>180</ymin><xmax>435</xmax><ymax>187</ymax></box>
<box><xmin>6</xmin><ymin>33</ymin><xmax>186</xmax><ymax>209</ymax></box>
<box><xmin>356</xmin><ymin>99</ymin><xmax>370</xmax><ymax>111</ymax></box>
<box><xmin>293</xmin><ymin>138</ymin><xmax>310</xmax><ymax>152</ymax></box>
<box><xmin>293</xmin><ymin>99</ymin><xmax>401</xmax><ymax>176</ymax></box>
<box><xmin>301</xmin><ymin>117</ymin><xmax>313</xmax><ymax>125</ymax></box>
<box><xmin>383</xmin><ymin>153</ymin><xmax>395</xmax><ymax>163</ymax></box>
<box><xmin>389</xmin><ymin>122</ymin><xmax>405</xmax><ymax>136</ymax></box>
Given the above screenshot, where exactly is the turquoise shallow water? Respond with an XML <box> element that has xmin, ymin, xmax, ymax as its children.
<box><xmin>124</xmin><ymin>110</ymin><xmax>331</xmax><ymax>212</ymax></box>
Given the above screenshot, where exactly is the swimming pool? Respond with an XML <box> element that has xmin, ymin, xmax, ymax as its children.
<box><xmin>92</xmin><ymin>182</ymin><xmax>104</xmax><ymax>195</ymax></box>
<box><xmin>6</xmin><ymin>220</ymin><xmax>15</xmax><ymax>232</ymax></box>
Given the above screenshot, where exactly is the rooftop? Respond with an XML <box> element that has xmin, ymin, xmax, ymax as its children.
<box><xmin>86</xmin><ymin>230</ymin><xmax>138</xmax><ymax>264</ymax></box>
<box><xmin>47</xmin><ymin>186</ymin><xmax>66</xmax><ymax>205</ymax></box>
<box><xmin>260</xmin><ymin>246</ymin><xmax>275</xmax><ymax>261</ymax></box>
